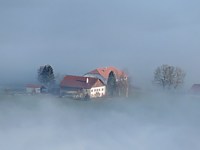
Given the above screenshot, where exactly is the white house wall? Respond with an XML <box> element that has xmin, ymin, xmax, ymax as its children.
<box><xmin>26</xmin><ymin>88</ymin><xmax>41</xmax><ymax>94</ymax></box>
<box><xmin>89</xmin><ymin>86</ymin><xmax>106</xmax><ymax>98</ymax></box>
<box><xmin>35</xmin><ymin>88</ymin><xmax>41</xmax><ymax>93</ymax></box>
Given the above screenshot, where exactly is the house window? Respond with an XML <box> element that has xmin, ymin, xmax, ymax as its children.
<box><xmin>91</xmin><ymin>89</ymin><xmax>93</xmax><ymax>92</ymax></box>
<box><xmin>102</xmin><ymin>88</ymin><xmax>104</xmax><ymax>91</ymax></box>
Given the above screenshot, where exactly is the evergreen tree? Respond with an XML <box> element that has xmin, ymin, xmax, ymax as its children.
<box><xmin>107</xmin><ymin>71</ymin><xmax>117</xmax><ymax>96</ymax></box>
<box><xmin>38</xmin><ymin>65</ymin><xmax>55</xmax><ymax>86</ymax></box>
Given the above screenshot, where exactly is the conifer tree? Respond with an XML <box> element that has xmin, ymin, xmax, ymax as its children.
<box><xmin>38</xmin><ymin>65</ymin><xmax>55</xmax><ymax>86</ymax></box>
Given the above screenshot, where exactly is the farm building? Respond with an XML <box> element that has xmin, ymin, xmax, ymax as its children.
<box><xmin>84</xmin><ymin>66</ymin><xmax>129</xmax><ymax>97</ymax></box>
<box><xmin>190</xmin><ymin>84</ymin><xmax>200</xmax><ymax>94</ymax></box>
<box><xmin>84</xmin><ymin>66</ymin><xmax>128</xmax><ymax>85</ymax></box>
<box><xmin>60</xmin><ymin>75</ymin><xmax>106</xmax><ymax>99</ymax></box>
<box><xmin>26</xmin><ymin>84</ymin><xmax>47</xmax><ymax>94</ymax></box>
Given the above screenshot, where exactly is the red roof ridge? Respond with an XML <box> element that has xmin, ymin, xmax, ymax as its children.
<box><xmin>86</xmin><ymin>66</ymin><xmax>128</xmax><ymax>79</ymax></box>
<box><xmin>63</xmin><ymin>75</ymin><xmax>98</xmax><ymax>80</ymax></box>
<box><xmin>60</xmin><ymin>75</ymin><xmax>104</xmax><ymax>89</ymax></box>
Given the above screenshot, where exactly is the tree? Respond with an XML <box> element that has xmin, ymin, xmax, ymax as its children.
<box><xmin>153</xmin><ymin>64</ymin><xmax>186</xmax><ymax>89</ymax></box>
<box><xmin>107</xmin><ymin>71</ymin><xmax>117</xmax><ymax>96</ymax></box>
<box><xmin>38</xmin><ymin>65</ymin><xmax>55</xmax><ymax>86</ymax></box>
<box><xmin>117</xmin><ymin>72</ymin><xmax>129</xmax><ymax>97</ymax></box>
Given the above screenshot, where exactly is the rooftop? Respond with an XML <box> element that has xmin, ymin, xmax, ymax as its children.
<box><xmin>60</xmin><ymin>75</ymin><xmax>104</xmax><ymax>89</ymax></box>
<box><xmin>86</xmin><ymin>66</ymin><xmax>128</xmax><ymax>79</ymax></box>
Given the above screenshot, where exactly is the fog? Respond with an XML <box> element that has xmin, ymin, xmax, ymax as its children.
<box><xmin>1</xmin><ymin>1</ymin><xmax>200</xmax><ymax>149</ymax></box>
<box><xmin>1</xmin><ymin>0</ymin><xmax>200</xmax><ymax>87</ymax></box>
<box><xmin>0</xmin><ymin>94</ymin><xmax>200</xmax><ymax>150</ymax></box>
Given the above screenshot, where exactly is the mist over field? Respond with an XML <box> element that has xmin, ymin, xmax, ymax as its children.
<box><xmin>0</xmin><ymin>94</ymin><xmax>200</xmax><ymax>150</ymax></box>
<box><xmin>1</xmin><ymin>0</ymin><xmax>200</xmax><ymax>149</ymax></box>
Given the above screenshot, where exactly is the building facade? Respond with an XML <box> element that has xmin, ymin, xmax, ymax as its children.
<box><xmin>60</xmin><ymin>75</ymin><xmax>106</xmax><ymax>99</ymax></box>
<box><xmin>26</xmin><ymin>84</ymin><xmax>46</xmax><ymax>94</ymax></box>
<box><xmin>84</xmin><ymin>66</ymin><xmax>129</xmax><ymax>97</ymax></box>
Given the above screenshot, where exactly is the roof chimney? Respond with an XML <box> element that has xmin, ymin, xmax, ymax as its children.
<box><xmin>86</xmin><ymin>78</ymin><xmax>89</xmax><ymax>83</ymax></box>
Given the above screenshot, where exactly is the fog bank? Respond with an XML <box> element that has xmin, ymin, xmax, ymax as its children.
<box><xmin>0</xmin><ymin>94</ymin><xmax>200</xmax><ymax>150</ymax></box>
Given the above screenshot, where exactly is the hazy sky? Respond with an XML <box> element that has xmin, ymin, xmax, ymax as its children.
<box><xmin>1</xmin><ymin>0</ymin><xmax>200</xmax><ymax>87</ymax></box>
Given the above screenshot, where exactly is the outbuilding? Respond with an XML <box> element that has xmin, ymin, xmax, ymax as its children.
<box><xmin>26</xmin><ymin>84</ymin><xmax>46</xmax><ymax>94</ymax></box>
<box><xmin>190</xmin><ymin>84</ymin><xmax>200</xmax><ymax>94</ymax></box>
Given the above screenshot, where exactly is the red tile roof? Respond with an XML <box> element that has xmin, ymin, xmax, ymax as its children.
<box><xmin>60</xmin><ymin>75</ymin><xmax>104</xmax><ymax>89</ymax></box>
<box><xmin>86</xmin><ymin>66</ymin><xmax>127</xmax><ymax>79</ymax></box>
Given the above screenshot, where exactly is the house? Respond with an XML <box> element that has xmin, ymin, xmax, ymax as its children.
<box><xmin>26</xmin><ymin>84</ymin><xmax>47</xmax><ymax>94</ymax></box>
<box><xmin>60</xmin><ymin>75</ymin><xmax>106</xmax><ymax>99</ymax></box>
<box><xmin>84</xmin><ymin>66</ymin><xmax>129</xmax><ymax>97</ymax></box>
<box><xmin>84</xmin><ymin>66</ymin><xmax>128</xmax><ymax>85</ymax></box>
<box><xmin>190</xmin><ymin>84</ymin><xmax>200</xmax><ymax>94</ymax></box>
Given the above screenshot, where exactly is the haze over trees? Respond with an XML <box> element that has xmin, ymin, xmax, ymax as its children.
<box><xmin>107</xmin><ymin>71</ymin><xmax>129</xmax><ymax>97</ymax></box>
<box><xmin>38</xmin><ymin>65</ymin><xmax>55</xmax><ymax>87</ymax></box>
<box><xmin>153</xmin><ymin>64</ymin><xmax>186</xmax><ymax>89</ymax></box>
<box><xmin>117</xmin><ymin>73</ymin><xmax>129</xmax><ymax>97</ymax></box>
<box><xmin>107</xmin><ymin>71</ymin><xmax>117</xmax><ymax>96</ymax></box>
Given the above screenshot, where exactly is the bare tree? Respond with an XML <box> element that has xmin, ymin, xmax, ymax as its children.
<box><xmin>117</xmin><ymin>72</ymin><xmax>129</xmax><ymax>97</ymax></box>
<box><xmin>153</xmin><ymin>64</ymin><xmax>185</xmax><ymax>89</ymax></box>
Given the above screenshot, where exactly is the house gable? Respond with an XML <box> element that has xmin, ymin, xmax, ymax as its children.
<box><xmin>84</xmin><ymin>66</ymin><xmax>128</xmax><ymax>84</ymax></box>
<box><xmin>92</xmin><ymin>79</ymin><xmax>105</xmax><ymax>88</ymax></box>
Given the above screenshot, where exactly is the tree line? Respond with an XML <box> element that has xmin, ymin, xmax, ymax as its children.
<box><xmin>37</xmin><ymin>64</ymin><xmax>186</xmax><ymax>96</ymax></box>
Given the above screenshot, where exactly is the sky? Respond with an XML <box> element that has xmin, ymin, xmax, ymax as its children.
<box><xmin>1</xmin><ymin>0</ymin><xmax>200</xmax><ymax>87</ymax></box>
